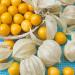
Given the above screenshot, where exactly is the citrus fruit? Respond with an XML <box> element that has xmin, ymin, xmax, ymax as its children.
<box><xmin>8</xmin><ymin>62</ymin><xmax>20</xmax><ymax>75</ymax></box>
<box><xmin>11</xmin><ymin>24</ymin><xmax>21</xmax><ymax>35</ymax></box>
<box><xmin>4</xmin><ymin>40</ymin><xmax>14</xmax><ymax>49</ymax></box>
<box><xmin>11</xmin><ymin>0</ymin><xmax>21</xmax><ymax>7</ymax></box>
<box><xmin>31</xmin><ymin>14</ymin><xmax>42</xmax><ymax>26</ymax></box>
<box><xmin>13</xmin><ymin>14</ymin><xmax>24</xmax><ymax>24</ymax></box>
<box><xmin>8</xmin><ymin>6</ymin><xmax>18</xmax><ymax>16</ymax></box>
<box><xmin>0</xmin><ymin>4</ymin><xmax>7</xmax><ymax>15</ymax></box>
<box><xmin>1</xmin><ymin>12</ymin><xmax>12</xmax><ymax>24</ymax></box>
<box><xmin>1</xmin><ymin>0</ymin><xmax>11</xmax><ymax>7</ymax></box>
<box><xmin>21</xmin><ymin>20</ymin><xmax>32</xmax><ymax>32</ymax></box>
<box><xmin>55</xmin><ymin>32</ymin><xmax>67</xmax><ymax>45</ymax></box>
<box><xmin>48</xmin><ymin>67</ymin><xmax>60</xmax><ymax>75</ymax></box>
<box><xmin>18</xmin><ymin>3</ymin><xmax>28</xmax><ymax>14</ymax></box>
<box><xmin>24</xmin><ymin>12</ymin><xmax>33</xmax><ymax>20</ymax></box>
<box><xmin>28</xmin><ymin>4</ymin><xmax>34</xmax><ymax>12</ymax></box>
<box><xmin>0</xmin><ymin>24</ymin><xmax>10</xmax><ymax>36</ymax></box>
<box><xmin>38</xmin><ymin>26</ymin><xmax>47</xmax><ymax>40</ymax></box>
<box><xmin>63</xmin><ymin>67</ymin><xmax>74</xmax><ymax>75</ymax></box>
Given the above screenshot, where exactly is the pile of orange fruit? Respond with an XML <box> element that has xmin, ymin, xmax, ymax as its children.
<box><xmin>0</xmin><ymin>0</ymin><xmax>42</xmax><ymax>36</ymax></box>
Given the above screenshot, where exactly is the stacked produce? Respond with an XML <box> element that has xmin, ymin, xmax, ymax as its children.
<box><xmin>0</xmin><ymin>0</ymin><xmax>42</xmax><ymax>39</ymax></box>
<box><xmin>0</xmin><ymin>0</ymin><xmax>75</xmax><ymax>75</ymax></box>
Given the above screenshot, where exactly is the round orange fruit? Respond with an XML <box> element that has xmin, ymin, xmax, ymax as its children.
<box><xmin>21</xmin><ymin>20</ymin><xmax>32</xmax><ymax>32</ymax></box>
<box><xmin>18</xmin><ymin>3</ymin><xmax>28</xmax><ymax>14</ymax></box>
<box><xmin>0</xmin><ymin>4</ymin><xmax>7</xmax><ymax>15</ymax></box>
<box><xmin>11</xmin><ymin>24</ymin><xmax>21</xmax><ymax>35</ymax></box>
<box><xmin>8</xmin><ymin>6</ymin><xmax>18</xmax><ymax>16</ymax></box>
<box><xmin>8</xmin><ymin>62</ymin><xmax>20</xmax><ymax>75</ymax></box>
<box><xmin>55</xmin><ymin>32</ymin><xmax>67</xmax><ymax>45</ymax></box>
<box><xmin>38</xmin><ymin>26</ymin><xmax>47</xmax><ymax>40</ymax></box>
<box><xmin>13</xmin><ymin>14</ymin><xmax>24</xmax><ymax>24</ymax></box>
<box><xmin>1</xmin><ymin>12</ymin><xmax>12</xmax><ymax>24</ymax></box>
<box><xmin>0</xmin><ymin>24</ymin><xmax>10</xmax><ymax>36</ymax></box>
<box><xmin>4</xmin><ymin>40</ymin><xmax>14</xmax><ymax>49</ymax></box>
<box><xmin>63</xmin><ymin>67</ymin><xmax>74</xmax><ymax>75</ymax></box>
<box><xmin>48</xmin><ymin>67</ymin><xmax>60</xmax><ymax>75</ymax></box>
<box><xmin>24</xmin><ymin>12</ymin><xmax>33</xmax><ymax>20</ymax></box>
<box><xmin>11</xmin><ymin>0</ymin><xmax>21</xmax><ymax>7</ymax></box>
<box><xmin>31</xmin><ymin>14</ymin><xmax>42</xmax><ymax>26</ymax></box>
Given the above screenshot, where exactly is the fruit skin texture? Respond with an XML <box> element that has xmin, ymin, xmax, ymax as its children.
<box><xmin>28</xmin><ymin>4</ymin><xmax>34</xmax><ymax>12</ymax></box>
<box><xmin>18</xmin><ymin>3</ymin><xmax>28</xmax><ymax>14</ymax></box>
<box><xmin>21</xmin><ymin>20</ymin><xmax>32</xmax><ymax>32</ymax></box>
<box><xmin>11</xmin><ymin>0</ymin><xmax>21</xmax><ymax>7</ymax></box>
<box><xmin>0</xmin><ymin>24</ymin><xmax>10</xmax><ymax>36</ymax></box>
<box><xmin>24</xmin><ymin>12</ymin><xmax>33</xmax><ymax>20</ymax></box>
<box><xmin>1</xmin><ymin>0</ymin><xmax>11</xmax><ymax>7</ymax></box>
<box><xmin>31</xmin><ymin>14</ymin><xmax>42</xmax><ymax>26</ymax></box>
<box><xmin>8</xmin><ymin>6</ymin><xmax>18</xmax><ymax>16</ymax></box>
<box><xmin>13</xmin><ymin>14</ymin><xmax>24</xmax><ymax>24</ymax></box>
<box><xmin>11</xmin><ymin>24</ymin><xmax>21</xmax><ymax>35</ymax></box>
<box><xmin>1</xmin><ymin>12</ymin><xmax>12</xmax><ymax>24</ymax></box>
<box><xmin>8</xmin><ymin>62</ymin><xmax>20</xmax><ymax>75</ymax></box>
<box><xmin>48</xmin><ymin>67</ymin><xmax>60</xmax><ymax>75</ymax></box>
<box><xmin>0</xmin><ymin>4</ymin><xmax>7</xmax><ymax>15</ymax></box>
<box><xmin>38</xmin><ymin>26</ymin><xmax>47</xmax><ymax>40</ymax></box>
<box><xmin>4</xmin><ymin>40</ymin><xmax>14</xmax><ymax>49</ymax></box>
<box><xmin>55</xmin><ymin>32</ymin><xmax>67</xmax><ymax>45</ymax></box>
<box><xmin>63</xmin><ymin>67</ymin><xmax>74</xmax><ymax>75</ymax></box>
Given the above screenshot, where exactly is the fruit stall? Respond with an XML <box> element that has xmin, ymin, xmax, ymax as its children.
<box><xmin>0</xmin><ymin>0</ymin><xmax>75</xmax><ymax>75</ymax></box>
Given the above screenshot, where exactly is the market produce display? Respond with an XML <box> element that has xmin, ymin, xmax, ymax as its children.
<box><xmin>0</xmin><ymin>0</ymin><xmax>75</xmax><ymax>75</ymax></box>
<box><xmin>0</xmin><ymin>0</ymin><xmax>42</xmax><ymax>39</ymax></box>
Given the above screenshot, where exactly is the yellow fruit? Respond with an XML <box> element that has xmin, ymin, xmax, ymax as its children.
<box><xmin>1</xmin><ymin>0</ymin><xmax>11</xmax><ymax>7</ymax></box>
<box><xmin>24</xmin><ymin>12</ymin><xmax>33</xmax><ymax>20</ymax></box>
<box><xmin>0</xmin><ymin>24</ymin><xmax>10</xmax><ymax>36</ymax></box>
<box><xmin>21</xmin><ymin>20</ymin><xmax>32</xmax><ymax>32</ymax></box>
<box><xmin>28</xmin><ymin>4</ymin><xmax>34</xmax><ymax>12</ymax></box>
<box><xmin>38</xmin><ymin>26</ymin><xmax>47</xmax><ymax>40</ymax></box>
<box><xmin>11</xmin><ymin>24</ymin><xmax>21</xmax><ymax>35</ymax></box>
<box><xmin>8</xmin><ymin>62</ymin><xmax>20</xmax><ymax>75</ymax></box>
<box><xmin>4</xmin><ymin>40</ymin><xmax>14</xmax><ymax>49</ymax></box>
<box><xmin>11</xmin><ymin>0</ymin><xmax>21</xmax><ymax>7</ymax></box>
<box><xmin>55</xmin><ymin>32</ymin><xmax>67</xmax><ymax>45</ymax></box>
<box><xmin>63</xmin><ymin>67</ymin><xmax>74</xmax><ymax>75</ymax></box>
<box><xmin>14</xmin><ymin>14</ymin><xmax>24</xmax><ymax>24</ymax></box>
<box><xmin>31</xmin><ymin>14</ymin><xmax>42</xmax><ymax>26</ymax></box>
<box><xmin>1</xmin><ymin>12</ymin><xmax>12</xmax><ymax>24</ymax></box>
<box><xmin>18</xmin><ymin>3</ymin><xmax>28</xmax><ymax>14</ymax></box>
<box><xmin>0</xmin><ymin>4</ymin><xmax>7</xmax><ymax>15</ymax></box>
<box><xmin>48</xmin><ymin>67</ymin><xmax>60</xmax><ymax>75</ymax></box>
<box><xmin>8</xmin><ymin>6</ymin><xmax>18</xmax><ymax>16</ymax></box>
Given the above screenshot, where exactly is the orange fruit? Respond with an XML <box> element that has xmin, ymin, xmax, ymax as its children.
<box><xmin>31</xmin><ymin>14</ymin><xmax>42</xmax><ymax>26</ymax></box>
<box><xmin>0</xmin><ymin>24</ymin><xmax>10</xmax><ymax>36</ymax></box>
<box><xmin>28</xmin><ymin>4</ymin><xmax>34</xmax><ymax>12</ymax></box>
<box><xmin>63</xmin><ymin>67</ymin><xmax>74</xmax><ymax>75</ymax></box>
<box><xmin>48</xmin><ymin>67</ymin><xmax>60</xmax><ymax>75</ymax></box>
<box><xmin>13</xmin><ymin>14</ymin><xmax>24</xmax><ymax>24</ymax></box>
<box><xmin>55</xmin><ymin>32</ymin><xmax>67</xmax><ymax>45</ymax></box>
<box><xmin>8</xmin><ymin>62</ymin><xmax>20</xmax><ymax>75</ymax></box>
<box><xmin>11</xmin><ymin>24</ymin><xmax>21</xmax><ymax>35</ymax></box>
<box><xmin>11</xmin><ymin>0</ymin><xmax>21</xmax><ymax>7</ymax></box>
<box><xmin>38</xmin><ymin>26</ymin><xmax>47</xmax><ymax>40</ymax></box>
<box><xmin>24</xmin><ymin>12</ymin><xmax>33</xmax><ymax>20</ymax></box>
<box><xmin>18</xmin><ymin>3</ymin><xmax>28</xmax><ymax>14</ymax></box>
<box><xmin>1</xmin><ymin>0</ymin><xmax>11</xmax><ymax>7</ymax></box>
<box><xmin>8</xmin><ymin>6</ymin><xmax>18</xmax><ymax>16</ymax></box>
<box><xmin>1</xmin><ymin>12</ymin><xmax>12</xmax><ymax>24</ymax></box>
<box><xmin>4</xmin><ymin>40</ymin><xmax>14</xmax><ymax>49</ymax></box>
<box><xmin>0</xmin><ymin>4</ymin><xmax>7</xmax><ymax>15</ymax></box>
<box><xmin>21</xmin><ymin>20</ymin><xmax>32</xmax><ymax>32</ymax></box>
